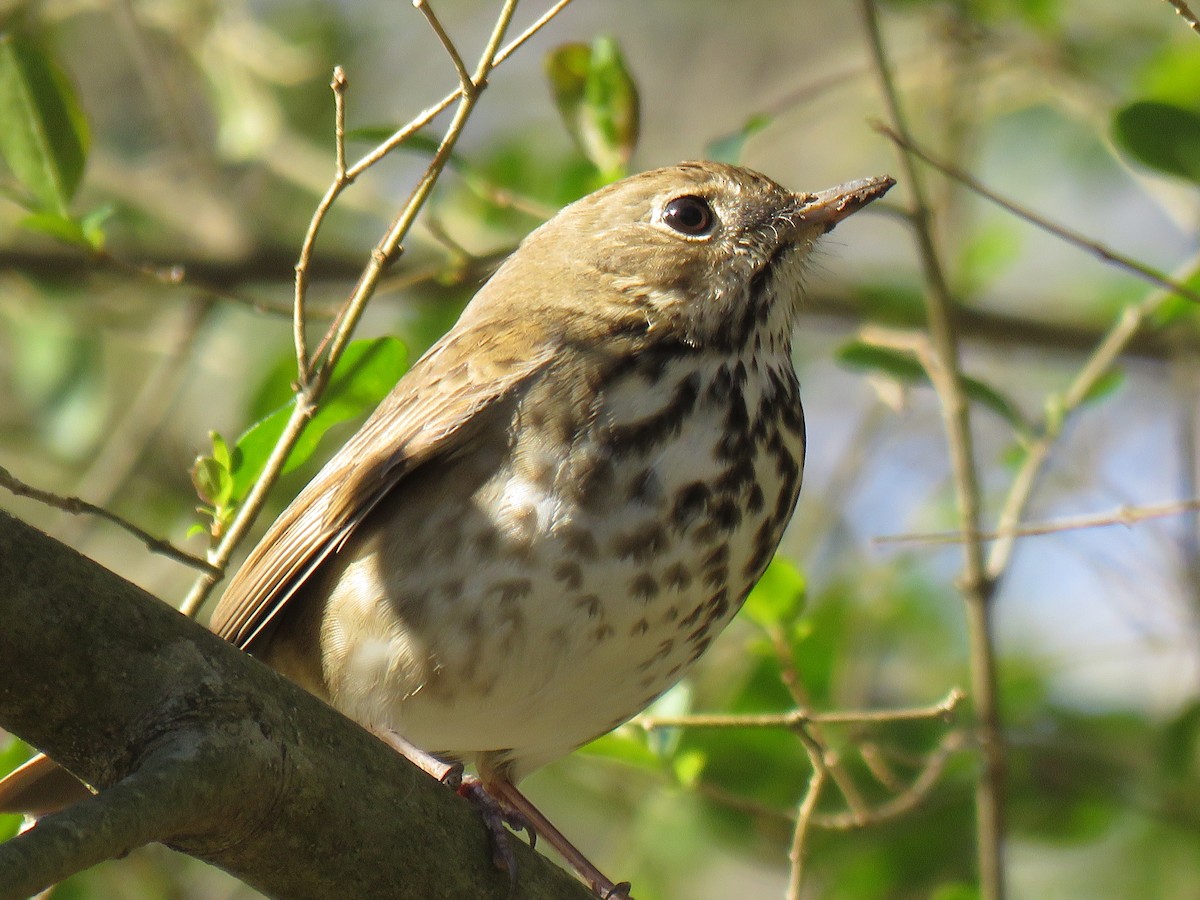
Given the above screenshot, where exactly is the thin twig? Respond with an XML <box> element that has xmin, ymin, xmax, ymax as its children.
<box><xmin>414</xmin><ymin>0</ymin><xmax>473</xmax><ymax>91</ymax></box>
<box><xmin>766</xmin><ymin>625</ymin><xmax>869</xmax><ymax>821</ymax></box>
<box><xmin>639</xmin><ymin>688</ymin><xmax>965</xmax><ymax>731</ymax></box>
<box><xmin>1164</xmin><ymin>0</ymin><xmax>1200</xmax><ymax>35</ymax></box>
<box><xmin>860</xmin><ymin>3</ymin><xmax>1006</xmax><ymax>897</ymax></box>
<box><xmin>877</xmin><ymin>498</ymin><xmax>1200</xmax><ymax>546</ymax></box>
<box><xmin>812</xmin><ymin>731</ymin><xmax>968</xmax><ymax>830</ymax></box>
<box><xmin>333</xmin><ymin>66</ymin><xmax>348</xmax><ymax>181</ymax></box>
<box><xmin>294</xmin><ymin>67</ymin><xmax>350</xmax><ymax>383</ymax></box>
<box><xmin>874</xmin><ymin>123</ymin><xmax>1200</xmax><ymax>307</ymax></box>
<box><xmin>343</xmin><ymin>0</ymin><xmax>576</xmax><ymax>182</ymax></box>
<box><xmin>685</xmin><ymin>730</ymin><xmax>968</xmax><ymax>834</ymax></box>
<box><xmin>787</xmin><ymin>728</ymin><xmax>829</xmax><ymax>900</ymax></box>
<box><xmin>0</xmin><ymin>466</ymin><xmax>219</xmax><ymax>576</ymax></box>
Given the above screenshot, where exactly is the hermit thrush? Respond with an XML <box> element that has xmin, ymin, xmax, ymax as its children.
<box><xmin>1</xmin><ymin>162</ymin><xmax>892</xmax><ymax>897</ymax></box>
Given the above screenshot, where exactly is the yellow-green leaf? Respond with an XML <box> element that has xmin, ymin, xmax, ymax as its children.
<box><xmin>0</xmin><ymin>32</ymin><xmax>88</xmax><ymax>214</ymax></box>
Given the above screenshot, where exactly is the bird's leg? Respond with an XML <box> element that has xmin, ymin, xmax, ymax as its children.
<box><xmin>373</xmin><ymin>729</ymin><xmax>463</xmax><ymax>788</ymax></box>
<box><xmin>485</xmin><ymin>778</ymin><xmax>633</xmax><ymax>900</ymax></box>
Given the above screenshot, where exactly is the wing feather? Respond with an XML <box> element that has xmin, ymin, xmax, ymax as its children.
<box><xmin>208</xmin><ymin>321</ymin><xmax>554</xmax><ymax>650</ymax></box>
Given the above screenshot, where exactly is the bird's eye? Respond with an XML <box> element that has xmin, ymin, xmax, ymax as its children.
<box><xmin>661</xmin><ymin>196</ymin><xmax>714</xmax><ymax>236</ymax></box>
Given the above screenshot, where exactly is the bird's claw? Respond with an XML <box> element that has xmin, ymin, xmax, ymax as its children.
<box><xmin>457</xmin><ymin>776</ymin><xmax>536</xmax><ymax>883</ymax></box>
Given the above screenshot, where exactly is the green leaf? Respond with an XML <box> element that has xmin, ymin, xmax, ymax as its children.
<box><xmin>837</xmin><ymin>342</ymin><xmax>928</xmax><ymax>384</ymax></box>
<box><xmin>546</xmin><ymin>37</ymin><xmax>639</xmax><ymax>180</ymax></box>
<box><xmin>837</xmin><ymin>341</ymin><xmax>1030</xmax><ymax>434</ymax></box>
<box><xmin>19</xmin><ymin>209</ymin><xmax>88</xmax><ymax>246</ymax></box>
<box><xmin>230</xmin><ymin>337</ymin><xmax>408</xmax><ymax>501</ymax></box>
<box><xmin>0</xmin><ymin>32</ymin><xmax>89</xmax><ymax>214</ymax></box>
<box><xmin>190</xmin><ymin>432</ymin><xmax>234</xmax><ymax>508</ymax></box>
<box><xmin>1113</xmin><ymin>101</ymin><xmax>1200</xmax><ymax>185</ymax></box>
<box><xmin>705</xmin><ymin>114</ymin><xmax>772</xmax><ymax>164</ymax></box>
<box><xmin>19</xmin><ymin>203</ymin><xmax>110</xmax><ymax>249</ymax></box>
<box><xmin>743</xmin><ymin>557</ymin><xmax>807</xmax><ymax>629</ymax></box>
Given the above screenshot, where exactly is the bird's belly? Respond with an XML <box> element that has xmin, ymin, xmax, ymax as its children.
<box><xmin>318</xmin><ymin>359</ymin><xmax>804</xmax><ymax>777</ymax></box>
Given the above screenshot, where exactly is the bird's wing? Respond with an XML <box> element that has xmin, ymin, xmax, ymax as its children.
<box><xmin>208</xmin><ymin>321</ymin><xmax>555</xmax><ymax>651</ymax></box>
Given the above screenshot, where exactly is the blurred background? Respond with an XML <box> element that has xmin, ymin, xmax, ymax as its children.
<box><xmin>1</xmin><ymin>0</ymin><xmax>1199</xmax><ymax>897</ymax></box>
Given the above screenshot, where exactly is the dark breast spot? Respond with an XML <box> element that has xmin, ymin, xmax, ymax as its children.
<box><xmin>604</xmin><ymin>370</ymin><xmax>701</xmax><ymax>456</ymax></box>
<box><xmin>554</xmin><ymin>560</ymin><xmax>583</xmax><ymax>589</ymax></box>
<box><xmin>663</xmin><ymin>563</ymin><xmax>692</xmax><ymax>590</ymax></box>
<box><xmin>611</xmin><ymin>522</ymin><xmax>670</xmax><ymax>563</ymax></box>
<box><xmin>629</xmin><ymin>573</ymin><xmax>660</xmax><ymax>602</ymax></box>
<box><xmin>671</xmin><ymin>481</ymin><xmax>711</xmax><ymax>531</ymax></box>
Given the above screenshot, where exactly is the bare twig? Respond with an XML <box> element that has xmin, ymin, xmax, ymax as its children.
<box><xmin>414</xmin><ymin>0</ymin><xmax>473</xmax><ymax>91</ymax></box>
<box><xmin>343</xmin><ymin>0</ymin><xmax>576</xmax><ymax>182</ymax></box>
<box><xmin>178</xmin><ymin>0</ymin><xmax>573</xmax><ymax>619</ymax></box>
<box><xmin>294</xmin><ymin>66</ymin><xmax>349</xmax><ymax>383</ymax></box>
<box><xmin>0</xmin><ymin>466</ymin><xmax>219</xmax><ymax>576</ymax></box>
<box><xmin>766</xmin><ymin>625</ymin><xmax>869</xmax><ymax>821</ymax></box>
<box><xmin>1164</xmin><ymin>0</ymin><xmax>1200</xmax><ymax>35</ymax></box>
<box><xmin>638</xmin><ymin>688</ymin><xmax>965</xmax><ymax>731</ymax></box>
<box><xmin>812</xmin><ymin>731</ymin><xmax>968</xmax><ymax>830</ymax></box>
<box><xmin>877</xmin><ymin>498</ymin><xmax>1200</xmax><ymax>546</ymax></box>
<box><xmin>874</xmin><ymin>123</ymin><xmax>1200</xmax><ymax>306</ymax></box>
<box><xmin>787</xmin><ymin>728</ymin><xmax>829</xmax><ymax>900</ymax></box>
<box><xmin>859</xmin><ymin>3</ymin><xmax>1005</xmax><ymax>897</ymax></box>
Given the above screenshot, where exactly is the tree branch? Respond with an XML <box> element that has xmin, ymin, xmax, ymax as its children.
<box><xmin>0</xmin><ymin>510</ymin><xmax>590</xmax><ymax>900</ymax></box>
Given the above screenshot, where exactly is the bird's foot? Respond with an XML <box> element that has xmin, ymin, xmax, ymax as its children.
<box><xmin>458</xmin><ymin>776</ymin><xmax>536</xmax><ymax>875</ymax></box>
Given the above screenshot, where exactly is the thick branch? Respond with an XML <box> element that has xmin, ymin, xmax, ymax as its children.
<box><xmin>0</xmin><ymin>511</ymin><xmax>589</xmax><ymax>900</ymax></box>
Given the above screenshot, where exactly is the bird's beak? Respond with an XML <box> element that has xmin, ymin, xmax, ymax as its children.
<box><xmin>796</xmin><ymin>175</ymin><xmax>896</xmax><ymax>231</ymax></box>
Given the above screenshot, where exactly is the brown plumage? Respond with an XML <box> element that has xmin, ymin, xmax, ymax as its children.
<box><xmin>2</xmin><ymin>162</ymin><xmax>893</xmax><ymax>898</ymax></box>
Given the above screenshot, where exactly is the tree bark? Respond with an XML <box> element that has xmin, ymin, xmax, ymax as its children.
<box><xmin>0</xmin><ymin>510</ymin><xmax>590</xmax><ymax>900</ymax></box>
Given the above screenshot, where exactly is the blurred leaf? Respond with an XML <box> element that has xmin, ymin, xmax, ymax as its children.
<box><xmin>1134</xmin><ymin>43</ymin><xmax>1200</xmax><ymax>111</ymax></box>
<box><xmin>0</xmin><ymin>32</ymin><xmax>88</xmax><ymax>214</ymax></box>
<box><xmin>932</xmin><ymin>883</ymin><xmax>980</xmax><ymax>900</ymax></box>
<box><xmin>1160</xmin><ymin>701</ymin><xmax>1200</xmax><ymax>778</ymax></box>
<box><xmin>19</xmin><ymin>207</ymin><xmax>107</xmax><ymax>250</ymax></box>
<box><xmin>838</xmin><ymin>341</ymin><xmax>927</xmax><ymax>383</ymax></box>
<box><xmin>546</xmin><ymin>36</ymin><xmax>639</xmax><ymax>180</ymax></box>
<box><xmin>837</xmin><ymin>342</ymin><xmax>1030</xmax><ymax>434</ymax></box>
<box><xmin>1151</xmin><ymin>266</ymin><xmax>1200</xmax><ymax>328</ymax></box>
<box><xmin>672</xmin><ymin>749</ymin><xmax>707</xmax><ymax>788</ymax></box>
<box><xmin>231</xmin><ymin>336</ymin><xmax>408</xmax><ymax>500</ymax></box>
<box><xmin>577</xmin><ymin>728</ymin><xmax>662</xmax><ymax>769</ymax></box>
<box><xmin>706</xmin><ymin>114</ymin><xmax>772</xmax><ymax>164</ymax></box>
<box><xmin>856</xmin><ymin>282</ymin><xmax>928</xmax><ymax>326</ymax></box>
<box><xmin>743</xmin><ymin>556</ymin><xmax>807</xmax><ymax>630</ymax></box>
<box><xmin>957</xmin><ymin>220</ymin><xmax>1022</xmax><ymax>295</ymax></box>
<box><xmin>1079</xmin><ymin>368</ymin><xmax>1124</xmax><ymax>406</ymax></box>
<box><xmin>1113</xmin><ymin>101</ymin><xmax>1200</xmax><ymax>184</ymax></box>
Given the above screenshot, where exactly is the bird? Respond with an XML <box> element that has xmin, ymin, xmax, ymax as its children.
<box><xmin>0</xmin><ymin>161</ymin><xmax>893</xmax><ymax>898</ymax></box>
